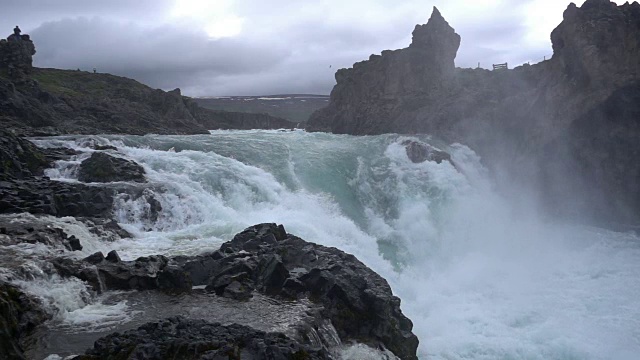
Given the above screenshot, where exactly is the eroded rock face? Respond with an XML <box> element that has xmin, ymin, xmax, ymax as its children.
<box><xmin>0</xmin><ymin>34</ymin><xmax>36</xmax><ymax>79</ymax></box>
<box><xmin>307</xmin><ymin>6</ymin><xmax>461</xmax><ymax>135</ymax></box>
<box><xmin>78</xmin><ymin>152</ymin><xmax>146</xmax><ymax>183</ymax></box>
<box><xmin>76</xmin><ymin>317</ymin><xmax>330</xmax><ymax>360</ymax></box>
<box><xmin>308</xmin><ymin>1</ymin><xmax>640</xmax><ymax>225</ymax></box>
<box><xmin>410</xmin><ymin>7</ymin><xmax>460</xmax><ymax>72</ymax></box>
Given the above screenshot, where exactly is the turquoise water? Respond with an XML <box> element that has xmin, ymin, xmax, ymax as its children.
<box><xmin>32</xmin><ymin>130</ymin><xmax>640</xmax><ymax>359</ymax></box>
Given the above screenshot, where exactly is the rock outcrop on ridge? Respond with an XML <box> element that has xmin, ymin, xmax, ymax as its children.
<box><xmin>0</xmin><ymin>30</ymin><xmax>295</xmax><ymax>136</ymax></box>
<box><xmin>0</xmin><ymin>32</ymin><xmax>36</xmax><ymax>80</ymax></box>
<box><xmin>307</xmin><ymin>1</ymin><xmax>640</xmax><ymax>226</ymax></box>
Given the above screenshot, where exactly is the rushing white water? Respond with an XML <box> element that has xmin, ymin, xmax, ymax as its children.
<box><xmin>29</xmin><ymin>131</ymin><xmax>640</xmax><ymax>360</ymax></box>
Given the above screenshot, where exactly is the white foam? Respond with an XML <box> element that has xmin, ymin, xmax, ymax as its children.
<box><xmin>15</xmin><ymin>132</ymin><xmax>640</xmax><ymax>359</ymax></box>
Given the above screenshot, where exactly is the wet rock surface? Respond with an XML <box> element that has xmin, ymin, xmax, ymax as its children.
<box><xmin>53</xmin><ymin>251</ymin><xmax>193</xmax><ymax>294</ymax></box>
<box><xmin>78</xmin><ymin>152</ymin><xmax>146</xmax><ymax>183</ymax></box>
<box><xmin>180</xmin><ymin>224</ymin><xmax>418</xmax><ymax>359</ymax></box>
<box><xmin>49</xmin><ymin>223</ymin><xmax>419</xmax><ymax>359</ymax></box>
<box><xmin>75</xmin><ymin>316</ymin><xmax>330</xmax><ymax>360</ymax></box>
<box><xmin>0</xmin><ymin>281</ymin><xmax>49</xmax><ymax>360</ymax></box>
<box><xmin>0</xmin><ymin>132</ymin><xmax>420</xmax><ymax>359</ymax></box>
<box><xmin>402</xmin><ymin>140</ymin><xmax>452</xmax><ymax>165</ymax></box>
<box><xmin>0</xmin><ymin>129</ymin><xmax>48</xmax><ymax>181</ymax></box>
<box><xmin>0</xmin><ymin>177</ymin><xmax>114</xmax><ymax>218</ymax></box>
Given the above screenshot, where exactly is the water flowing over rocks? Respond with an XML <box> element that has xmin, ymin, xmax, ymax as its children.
<box><xmin>0</xmin><ymin>133</ymin><xmax>419</xmax><ymax>359</ymax></box>
<box><xmin>49</xmin><ymin>223</ymin><xmax>418</xmax><ymax>359</ymax></box>
<box><xmin>307</xmin><ymin>0</ymin><xmax>640</xmax><ymax>226</ymax></box>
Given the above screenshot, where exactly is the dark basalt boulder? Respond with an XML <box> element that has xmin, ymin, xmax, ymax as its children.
<box><xmin>78</xmin><ymin>152</ymin><xmax>146</xmax><ymax>183</ymax></box>
<box><xmin>50</xmin><ymin>224</ymin><xmax>419</xmax><ymax>358</ymax></box>
<box><xmin>0</xmin><ymin>129</ymin><xmax>48</xmax><ymax>181</ymax></box>
<box><xmin>180</xmin><ymin>224</ymin><xmax>419</xmax><ymax>359</ymax></box>
<box><xmin>0</xmin><ymin>281</ymin><xmax>49</xmax><ymax>360</ymax></box>
<box><xmin>53</xmin><ymin>252</ymin><xmax>192</xmax><ymax>294</ymax></box>
<box><xmin>76</xmin><ymin>316</ymin><xmax>330</xmax><ymax>360</ymax></box>
<box><xmin>402</xmin><ymin>140</ymin><xmax>452</xmax><ymax>165</ymax></box>
<box><xmin>0</xmin><ymin>177</ymin><xmax>114</xmax><ymax>218</ymax></box>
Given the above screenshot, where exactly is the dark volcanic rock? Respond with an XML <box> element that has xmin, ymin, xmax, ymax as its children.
<box><xmin>0</xmin><ymin>281</ymin><xmax>49</xmax><ymax>360</ymax></box>
<box><xmin>52</xmin><ymin>223</ymin><xmax>419</xmax><ymax>358</ymax></box>
<box><xmin>0</xmin><ymin>129</ymin><xmax>48</xmax><ymax>180</ymax></box>
<box><xmin>0</xmin><ymin>177</ymin><xmax>114</xmax><ymax>218</ymax></box>
<box><xmin>402</xmin><ymin>140</ymin><xmax>452</xmax><ymax>164</ymax></box>
<box><xmin>307</xmin><ymin>6</ymin><xmax>461</xmax><ymax>135</ymax></box>
<box><xmin>77</xmin><ymin>316</ymin><xmax>329</xmax><ymax>360</ymax></box>
<box><xmin>308</xmin><ymin>1</ymin><xmax>640</xmax><ymax>225</ymax></box>
<box><xmin>78</xmin><ymin>152</ymin><xmax>146</xmax><ymax>183</ymax></box>
<box><xmin>0</xmin><ymin>130</ymin><xmax>115</xmax><ymax>218</ymax></box>
<box><xmin>54</xmin><ymin>253</ymin><xmax>192</xmax><ymax>294</ymax></box>
<box><xmin>0</xmin><ymin>33</ymin><xmax>36</xmax><ymax>79</ymax></box>
<box><xmin>180</xmin><ymin>223</ymin><xmax>419</xmax><ymax>359</ymax></box>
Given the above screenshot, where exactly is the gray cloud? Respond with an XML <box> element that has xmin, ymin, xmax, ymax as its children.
<box><xmin>31</xmin><ymin>17</ymin><xmax>288</xmax><ymax>91</ymax></box>
<box><xmin>1</xmin><ymin>0</ymin><xmax>589</xmax><ymax>96</ymax></box>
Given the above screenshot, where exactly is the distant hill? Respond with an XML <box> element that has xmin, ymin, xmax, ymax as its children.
<box><xmin>194</xmin><ymin>95</ymin><xmax>329</xmax><ymax>125</ymax></box>
<box><xmin>0</xmin><ymin>67</ymin><xmax>295</xmax><ymax>135</ymax></box>
<box><xmin>0</xmin><ymin>34</ymin><xmax>295</xmax><ymax>136</ymax></box>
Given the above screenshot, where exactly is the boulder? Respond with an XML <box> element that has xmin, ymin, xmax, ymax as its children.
<box><xmin>50</xmin><ymin>223</ymin><xmax>419</xmax><ymax>358</ymax></box>
<box><xmin>78</xmin><ymin>152</ymin><xmax>146</xmax><ymax>183</ymax></box>
<box><xmin>0</xmin><ymin>129</ymin><xmax>48</xmax><ymax>181</ymax></box>
<box><xmin>76</xmin><ymin>317</ymin><xmax>330</xmax><ymax>360</ymax></box>
<box><xmin>53</xmin><ymin>253</ymin><xmax>192</xmax><ymax>294</ymax></box>
<box><xmin>402</xmin><ymin>140</ymin><xmax>452</xmax><ymax>164</ymax></box>
<box><xmin>181</xmin><ymin>224</ymin><xmax>419</xmax><ymax>359</ymax></box>
<box><xmin>0</xmin><ymin>177</ymin><xmax>114</xmax><ymax>218</ymax></box>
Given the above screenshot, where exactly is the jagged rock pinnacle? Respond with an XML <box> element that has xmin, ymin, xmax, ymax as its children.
<box><xmin>409</xmin><ymin>6</ymin><xmax>461</xmax><ymax>66</ymax></box>
<box><xmin>430</xmin><ymin>6</ymin><xmax>443</xmax><ymax>21</ymax></box>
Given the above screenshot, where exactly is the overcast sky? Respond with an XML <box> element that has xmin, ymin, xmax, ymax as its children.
<box><xmin>0</xmin><ymin>0</ymin><xmax>626</xmax><ymax>96</ymax></box>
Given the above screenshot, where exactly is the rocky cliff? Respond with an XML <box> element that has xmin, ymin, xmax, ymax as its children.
<box><xmin>0</xmin><ymin>32</ymin><xmax>295</xmax><ymax>136</ymax></box>
<box><xmin>307</xmin><ymin>0</ymin><xmax>640</xmax><ymax>226</ymax></box>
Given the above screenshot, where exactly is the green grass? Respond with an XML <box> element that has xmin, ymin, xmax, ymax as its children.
<box><xmin>30</xmin><ymin>68</ymin><xmax>149</xmax><ymax>99</ymax></box>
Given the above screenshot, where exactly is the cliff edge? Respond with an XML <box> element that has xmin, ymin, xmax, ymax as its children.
<box><xmin>307</xmin><ymin>0</ymin><xmax>640</xmax><ymax>226</ymax></box>
<box><xmin>0</xmin><ymin>31</ymin><xmax>295</xmax><ymax>136</ymax></box>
